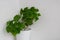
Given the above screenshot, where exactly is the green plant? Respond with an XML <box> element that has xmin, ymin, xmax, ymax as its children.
<box><xmin>20</xmin><ymin>7</ymin><xmax>41</xmax><ymax>29</ymax></box>
<box><xmin>6</xmin><ymin>15</ymin><xmax>25</xmax><ymax>40</ymax></box>
<box><xmin>6</xmin><ymin>7</ymin><xmax>41</xmax><ymax>40</ymax></box>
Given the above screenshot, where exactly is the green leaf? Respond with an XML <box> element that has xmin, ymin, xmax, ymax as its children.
<box><xmin>30</xmin><ymin>7</ymin><xmax>39</xmax><ymax>12</ymax></box>
<box><xmin>35</xmin><ymin>17</ymin><xmax>39</xmax><ymax>21</ymax></box>
<box><xmin>14</xmin><ymin>15</ymin><xmax>21</xmax><ymax>22</ymax></box>
<box><xmin>6</xmin><ymin>26</ymin><xmax>10</xmax><ymax>33</ymax></box>
<box><xmin>20</xmin><ymin>8</ymin><xmax>24</xmax><ymax>14</ymax></box>
<box><xmin>38</xmin><ymin>13</ymin><xmax>41</xmax><ymax>16</ymax></box>
<box><xmin>24</xmin><ymin>7</ymin><xmax>29</xmax><ymax>12</ymax></box>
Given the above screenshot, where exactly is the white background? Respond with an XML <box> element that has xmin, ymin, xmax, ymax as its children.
<box><xmin>0</xmin><ymin>0</ymin><xmax>60</xmax><ymax>40</ymax></box>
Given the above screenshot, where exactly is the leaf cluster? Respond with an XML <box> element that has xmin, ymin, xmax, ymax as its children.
<box><xmin>20</xmin><ymin>7</ymin><xmax>41</xmax><ymax>26</ymax></box>
<box><xmin>6</xmin><ymin>15</ymin><xmax>25</xmax><ymax>36</ymax></box>
<box><xmin>6</xmin><ymin>7</ymin><xmax>41</xmax><ymax>36</ymax></box>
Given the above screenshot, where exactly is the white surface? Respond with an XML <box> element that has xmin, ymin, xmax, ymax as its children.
<box><xmin>0</xmin><ymin>0</ymin><xmax>60</xmax><ymax>40</ymax></box>
<box><xmin>17</xmin><ymin>30</ymin><xmax>31</xmax><ymax>40</ymax></box>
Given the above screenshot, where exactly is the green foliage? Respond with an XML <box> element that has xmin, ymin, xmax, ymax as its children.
<box><xmin>20</xmin><ymin>7</ymin><xmax>41</xmax><ymax>26</ymax></box>
<box><xmin>6</xmin><ymin>7</ymin><xmax>41</xmax><ymax>37</ymax></box>
<box><xmin>6</xmin><ymin>20</ymin><xmax>25</xmax><ymax>36</ymax></box>
<box><xmin>13</xmin><ymin>15</ymin><xmax>21</xmax><ymax>22</ymax></box>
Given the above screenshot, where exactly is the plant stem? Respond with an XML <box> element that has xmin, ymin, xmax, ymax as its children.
<box><xmin>14</xmin><ymin>35</ymin><xmax>16</xmax><ymax>40</ymax></box>
<box><xmin>24</xmin><ymin>26</ymin><xmax>28</xmax><ymax>30</ymax></box>
<box><xmin>24</xmin><ymin>26</ymin><xmax>31</xmax><ymax>31</ymax></box>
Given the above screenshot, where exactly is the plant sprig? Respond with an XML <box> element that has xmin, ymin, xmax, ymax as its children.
<box><xmin>6</xmin><ymin>7</ymin><xmax>41</xmax><ymax>40</ymax></box>
<box><xmin>20</xmin><ymin>7</ymin><xmax>41</xmax><ymax>26</ymax></box>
